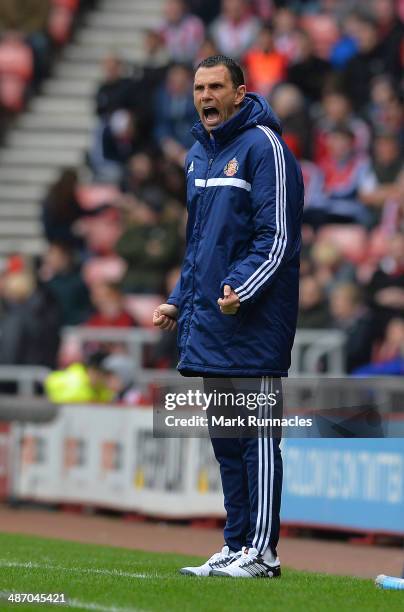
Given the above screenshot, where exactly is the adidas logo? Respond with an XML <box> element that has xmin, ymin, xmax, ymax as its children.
<box><xmin>187</xmin><ymin>160</ymin><xmax>194</xmax><ymax>174</ymax></box>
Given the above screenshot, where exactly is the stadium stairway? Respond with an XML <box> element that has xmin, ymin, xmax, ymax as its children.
<box><xmin>0</xmin><ymin>0</ymin><xmax>163</xmax><ymax>260</ymax></box>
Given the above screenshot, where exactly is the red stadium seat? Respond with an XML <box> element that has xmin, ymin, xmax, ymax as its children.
<box><xmin>51</xmin><ymin>0</ymin><xmax>80</xmax><ymax>9</ymax></box>
<box><xmin>82</xmin><ymin>256</ymin><xmax>127</xmax><ymax>286</ymax></box>
<box><xmin>124</xmin><ymin>295</ymin><xmax>164</xmax><ymax>328</ymax></box>
<box><xmin>300</xmin><ymin>15</ymin><xmax>339</xmax><ymax>60</ymax></box>
<box><xmin>368</xmin><ymin>227</ymin><xmax>389</xmax><ymax>262</ymax></box>
<box><xmin>48</xmin><ymin>0</ymin><xmax>80</xmax><ymax>45</ymax></box>
<box><xmin>316</xmin><ymin>225</ymin><xmax>368</xmax><ymax>264</ymax></box>
<box><xmin>48</xmin><ymin>7</ymin><xmax>75</xmax><ymax>45</ymax></box>
<box><xmin>0</xmin><ymin>38</ymin><xmax>33</xmax><ymax>111</ymax></box>
<box><xmin>77</xmin><ymin>208</ymin><xmax>122</xmax><ymax>255</ymax></box>
<box><xmin>76</xmin><ymin>184</ymin><xmax>121</xmax><ymax>210</ymax></box>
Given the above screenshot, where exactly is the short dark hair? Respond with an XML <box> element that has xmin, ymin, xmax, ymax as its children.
<box><xmin>195</xmin><ymin>55</ymin><xmax>245</xmax><ymax>89</ymax></box>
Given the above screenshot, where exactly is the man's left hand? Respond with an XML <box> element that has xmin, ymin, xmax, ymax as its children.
<box><xmin>218</xmin><ymin>285</ymin><xmax>240</xmax><ymax>315</ymax></box>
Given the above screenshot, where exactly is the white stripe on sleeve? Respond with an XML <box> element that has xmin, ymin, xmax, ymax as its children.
<box><xmin>235</xmin><ymin>126</ymin><xmax>287</xmax><ymax>302</ymax></box>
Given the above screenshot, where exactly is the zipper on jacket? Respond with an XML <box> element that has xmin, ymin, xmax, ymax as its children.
<box><xmin>183</xmin><ymin>146</ymin><xmax>216</xmax><ymax>349</ymax></box>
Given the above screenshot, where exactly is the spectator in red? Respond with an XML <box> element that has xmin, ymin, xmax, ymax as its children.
<box><xmin>158</xmin><ymin>0</ymin><xmax>205</xmax><ymax>64</ymax></box>
<box><xmin>210</xmin><ymin>0</ymin><xmax>260</xmax><ymax>60</ymax></box>
<box><xmin>85</xmin><ymin>282</ymin><xmax>136</xmax><ymax>328</ymax></box>
<box><xmin>243</xmin><ymin>23</ymin><xmax>287</xmax><ymax>97</ymax></box>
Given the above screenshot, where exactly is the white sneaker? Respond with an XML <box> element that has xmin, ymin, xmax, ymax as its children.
<box><xmin>180</xmin><ymin>545</ymin><xmax>240</xmax><ymax>577</ymax></box>
<box><xmin>210</xmin><ymin>546</ymin><xmax>281</xmax><ymax>578</ymax></box>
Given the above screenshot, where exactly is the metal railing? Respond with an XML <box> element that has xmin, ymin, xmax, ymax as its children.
<box><xmin>290</xmin><ymin>329</ymin><xmax>346</xmax><ymax>375</ymax></box>
<box><xmin>0</xmin><ymin>366</ymin><xmax>50</xmax><ymax>395</ymax></box>
<box><xmin>0</xmin><ymin>328</ymin><xmax>347</xmax><ymax>397</ymax></box>
<box><xmin>62</xmin><ymin>326</ymin><xmax>159</xmax><ymax>369</ymax></box>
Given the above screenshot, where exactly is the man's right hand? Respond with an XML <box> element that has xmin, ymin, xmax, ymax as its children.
<box><xmin>153</xmin><ymin>304</ymin><xmax>178</xmax><ymax>331</ymax></box>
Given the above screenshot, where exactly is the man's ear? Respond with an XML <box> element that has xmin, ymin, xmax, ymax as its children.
<box><xmin>235</xmin><ymin>84</ymin><xmax>246</xmax><ymax>106</ymax></box>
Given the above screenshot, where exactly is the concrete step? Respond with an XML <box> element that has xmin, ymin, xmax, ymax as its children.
<box><xmin>63</xmin><ymin>44</ymin><xmax>145</xmax><ymax>63</ymax></box>
<box><xmin>0</xmin><ymin>202</ymin><xmax>41</xmax><ymax>217</ymax></box>
<box><xmin>54</xmin><ymin>61</ymin><xmax>102</xmax><ymax>81</ymax></box>
<box><xmin>30</xmin><ymin>96</ymin><xmax>92</xmax><ymax>115</ymax></box>
<box><xmin>78</xmin><ymin>21</ymin><xmax>158</xmax><ymax>42</ymax></box>
<box><xmin>99</xmin><ymin>0</ymin><xmax>163</xmax><ymax>11</ymax></box>
<box><xmin>7</xmin><ymin>131</ymin><xmax>91</xmax><ymax>150</ymax></box>
<box><xmin>0</xmin><ymin>166</ymin><xmax>59</xmax><ymax>184</ymax></box>
<box><xmin>0</xmin><ymin>237</ymin><xmax>46</xmax><ymax>256</ymax></box>
<box><xmin>0</xmin><ymin>184</ymin><xmax>46</xmax><ymax>201</ymax></box>
<box><xmin>0</xmin><ymin>148</ymin><xmax>83</xmax><ymax>166</ymax></box>
<box><xmin>97</xmin><ymin>0</ymin><xmax>164</xmax><ymax>13</ymax></box>
<box><xmin>86</xmin><ymin>10</ymin><xmax>162</xmax><ymax>28</ymax></box>
<box><xmin>18</xmin><ymin>113</ymin><xmax>95</xmax><ymax>131</ymax></box>
<box><xmin>0</xmin><ymin>220</ymin><xmax>42</xmax><ymax>237</ymax></box>
<box><xmin>42</xmin><ymin>79</ymin><xmax>97</xmax><ymax>97</ymax></box>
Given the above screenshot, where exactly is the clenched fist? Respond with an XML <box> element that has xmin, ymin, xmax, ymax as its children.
<box><xmin>153</xmin><ymin>303</ymin><xmax>178</xmax><ymax>331</ymax></box>
<box><xmin>217</xmin><ymin>285</ymin><xmax>240</xmax><ymax>315</ymax></box>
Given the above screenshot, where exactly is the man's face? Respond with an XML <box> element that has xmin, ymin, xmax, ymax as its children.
<box><xmin>194</xmin><ymin>65</ymin><xmax>246</xmax><ymax>133</ymax></box>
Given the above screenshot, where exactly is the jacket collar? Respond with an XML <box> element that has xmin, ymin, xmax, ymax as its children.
<box><xmin>191</xmin><ymin>97</ymin><xmax>257</xmax><ymax>153</ymax></box>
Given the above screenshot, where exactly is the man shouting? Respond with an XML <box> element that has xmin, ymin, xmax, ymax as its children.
<box><xmin>153</xmin><ymin>55</ymin><xmax>304</xmax><ymax>578</ymax></box>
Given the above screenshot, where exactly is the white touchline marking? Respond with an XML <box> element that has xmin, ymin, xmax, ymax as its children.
<box><xmin>0</xmin><ymin>560</ymin><xmax>149</xmax><ymax>579</ymax></box>
<box><xmin>0</xmin><ymin>593</ymin><xmax>142</xmax><ymax>612</ymax></box>
<box><xmin>67</xmin><ymin>599</ymin><xmax>143</xmax><ymax>612</ymax></box>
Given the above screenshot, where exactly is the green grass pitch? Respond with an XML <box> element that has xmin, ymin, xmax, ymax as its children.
<box><xmin>0</xmin><ymin>532</ymin><xmax>402</xmax><ymax>612</ymax></box>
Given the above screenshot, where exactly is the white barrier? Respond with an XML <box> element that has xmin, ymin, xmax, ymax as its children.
<box><xmin>12</xmin><ymin>404</ymin><xmax>224</xmax><ymax>518</ymax></box>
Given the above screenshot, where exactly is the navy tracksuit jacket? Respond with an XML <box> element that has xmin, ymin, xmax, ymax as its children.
<box><xmin>168</xmin><ymin>93</ymin><xmax>304</xmax><ymax>554</ymax></box>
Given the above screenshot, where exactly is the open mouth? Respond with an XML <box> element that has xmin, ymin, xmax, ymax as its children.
<box><xmin>202</xmin><ymin>106</ymin><xmax>220</xmax><ymax>125</ymax></box>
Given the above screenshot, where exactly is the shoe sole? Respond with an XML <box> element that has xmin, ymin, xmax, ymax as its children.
<box><xmin>179</xmin><ymin>568</ymin><xmax>209</xmax><ymax>577</ymax></box>
<box><xmin>210</xmin><ymin>568</ymin><xmax>281</xmax><ymax>578</ymax></box>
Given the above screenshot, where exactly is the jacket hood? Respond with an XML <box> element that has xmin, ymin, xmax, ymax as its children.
<box><xmin>191</xmin><ymin>92</ymin><xmax>282</xmax><ymax>148</ymax></box>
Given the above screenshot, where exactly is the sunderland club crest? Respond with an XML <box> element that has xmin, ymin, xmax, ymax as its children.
<box><xmin>224</xmin><ymin>157</ymin><xmax>239</xmax><ymax>177</ymax></box>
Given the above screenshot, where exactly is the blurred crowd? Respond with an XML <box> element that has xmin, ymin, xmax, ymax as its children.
<box><xmin>0</xmin><ymin>0</ymin><xmax>97</xmax><ymax>137</ymax></box>
<box><xmin>0</xmin><ymin>0</ymin><xmax>403</xmax><ymax>402</ymax></box>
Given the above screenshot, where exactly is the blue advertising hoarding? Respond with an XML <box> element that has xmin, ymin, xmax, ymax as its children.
<box><xmin>282</xmin><ymin>438</ymin><xmax>404</xmax><ymax>534</ymax></box>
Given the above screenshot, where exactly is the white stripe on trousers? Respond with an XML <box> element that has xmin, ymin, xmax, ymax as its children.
<box><xmin>252</xmin><ymin>376</ymin><xmax>275</xmax><ymax>553</ymax></box>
